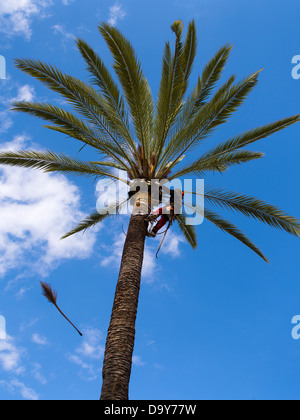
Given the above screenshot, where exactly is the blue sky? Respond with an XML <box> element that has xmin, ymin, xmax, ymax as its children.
<box><xmin>0</xmin><ymin>0</ymin><xmax>299</xmax><ymax>401</ymax></box>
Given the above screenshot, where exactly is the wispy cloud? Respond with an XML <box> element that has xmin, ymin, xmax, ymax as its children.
<box><xmin>0</xmin><ymin>335</ymin><xmax>24</xmax><ymax>374</ymax></box>
<box><xmin>0</xmin><ymin>81</ymin><xmax>35</xmax><ymax>133</ymax></box>
<box><xmin>108</xmin><ymin>2</ymin><xmax>127</xmax><ymax>26</ymax></box>
<box><xmin>52</xmin><ymin>24</ymin><xmax>75</xmax><ymax>41</ymax></box>
<box><xmin>100</xmin><ymin>227</ymin><xmax>184</xmax><ymax>283</ymax></box>
<box><xmin>31</xmin><ymin>363</ymin><xmax>47</xmax><ymax>385</ymax></box>
<box><xmin>132</xmin><ymin>355</ymin><xmax>146</xmax><ymax>367</ymax></box>
<box><xmin>67</xmin><ymin>327</ymin><xmax>104</xmax><ymax>381</ymax></box>
<box><xmin>0</xmin><ymin>379</ymin><xmax>39</xmax><ymax>400</ymax></box>
<box><xmin>31</xmin><ymin>333</ymin><xmax>49</xmax><ymax>346</ymax></box>
<box><xmin>0</xmin><ymin>0</ymin><xmax>50</xmax><ymax>40</ymax></box>
<box><xmin>12</xmin><ymin>84</ymin><xmax>35</xmax><ymax>102</ymax></box>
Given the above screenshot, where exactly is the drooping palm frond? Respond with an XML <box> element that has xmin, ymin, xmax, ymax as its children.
<box><xmin>203</xmin><ymin>187</ymin><xmax>300</xmax><ymax>237</ymax></box>
<box><xmin>62</xmin><ymin>199</ymin><xmax>129</xmax><ymax>239</ymax></box>
<box><xmin>204</xmin><ymin>209</ymin><xmax>269</xmax><ymax>263</ymax></box>
<box><xmin>176</xmin><ymin>214</ymin><xmax>197</xmax><ymax>249</ymax></box>
<box><xmin>0</xmin><ymin>150</ymin><xmax>117</xmax><ymax>179</ymax></box>
<box><xmin>61</xmin><ymin>211</ymin><xmax>109</xmax><ymax>239</ymax></box>
<box><xmin>99</xmin><ymin>23</ymin><xmax>154</xmax><ymax>159</ymax></box>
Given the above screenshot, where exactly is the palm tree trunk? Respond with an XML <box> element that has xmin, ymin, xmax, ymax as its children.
<box><xmin>100</xmin><ymin>210</ymin><xmax>148</xmax><ymax>400</ymax></box>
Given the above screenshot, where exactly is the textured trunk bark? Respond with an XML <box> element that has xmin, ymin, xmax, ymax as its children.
<box><xmin>100</xmin><ymin>211</ymin><xmax>148</xmax><ymax>400</ymax></box>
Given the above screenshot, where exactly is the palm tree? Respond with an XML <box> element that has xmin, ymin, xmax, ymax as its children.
<box><xmin>0</xmin><ymin>20</ymin><xmax>299</xmax><ymax>400</ymax></box>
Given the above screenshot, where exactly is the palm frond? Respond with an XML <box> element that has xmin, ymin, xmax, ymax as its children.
<box><xmin>61</xmin><ymin>211</ymin><xmax>109</xmax><ymax>239</ymax></box>
<box><xmin>204</xmin><ymin>209</ymin><xmax>269</xmax><ymax>263</ymax></box>
<box><xmin>195</xmin><ymin>44</ymin><xmax>233</xmax><ymax>107</ymax></box>
<box><xmin>41</xmin><ymin>281</ymin><xmax>57</xmax><ymax>305</ymax></box>
<box><xmin>12</xmin><ymin>101</ymin><xmax>136</xmax><ymax>172</ymax></box>
<box><xmin>182</xmin><ymin>20</ymin><xmax>197</xmax><ymax>93</ymax></box>
<box><xmin>169</xmin><ymin>150</ymin><xmax>264</xmax><ymax>179</ymax></box>
<box><xmin>176</xmin><ymin>214</ymin><xmax>197</xmax><ymax>249</ymax></box>
<box><xmin>0</xmin><ymin>150</ymin><xmax>116</xmax><ymax>179</ymax></box>
<box><xmin>164</xmin><ymin>70</ymin><xmax>262</xmax><ymax>171</ymax></box>
<box><xmin>154</xmin><ymin>21</ymin><xmax>186</xmax><ymax>161</ymax></box>
<box><xmin>61</xmin><ymin>200</ymin><xmax>128</xmax><ymax>239</ymax></box>
<box><xmin>167</xmin><ymin>44</ymin><xmax>233</xmax><ymax>146</ymax></box>
<box><xmin>199</xmin><ymin>115</ymin><xmax>300</xmax><ymax>163</ymax></box>
<box><xmin>99</xmin><ymin>23</ymin><xmax>154</xmax><ymax>159</ymax></box>
<box><xmin>203</xmin><ymin>187</ymin><xmax>300</xmax><ymax>237</ymax></box>
<box><xmin>156</xmin><ymin>73</ymin><xmax>237</xmax><ymax>174</ymax></box>
<box><xmin>40</xmin><ymin>281</ymin><xmax>82</xmax><ymax>336</ymax></box>
<box><xmin>75</xmin><ymin>37</ymin><xmax>137</xmax><ymax>154</ymax></box>
<box><xmin>14</xmin><ymin>59</ymin><xmax>133</xmax><ymax>164</ymax></box>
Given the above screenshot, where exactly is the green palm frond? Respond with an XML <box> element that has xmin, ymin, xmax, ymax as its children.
<box><xmin>169</xmin><ymin>150</ymin><xmax>264</xmax><ymax>179</ymax></box>
<box><xmin>169</xmin><ymin>44</ymin><xmax>233</xmax><ymax>142</ymax></box>
<box><xmin>164</xmin><ymin>70</ymin><xmax>262</xmax><ymax>171</ymax></box>
<box><xmin>11</xmin><ymin>101</ymin><xmax>133</xmax><ymax>171</ymax></box>
<box><xmin>62</xmin><ymin>200</ymin><xmax>129</xmax><ymax>239</ymax></box>
<box><xmin>75</xmin><ymin>37</ymin><xmax>137</xmax><ymax>154</ymax></box>
<box><xmin>199</xmin><ymin>115</ymin><xmax>300</xmax><ymax>163</ymax></box>
<box><xmin>203</xmin><ymin>187</ymin><xmax>300</xmax><ymax>237</ymax></box>
<box><xmin>193</xmin><ymin>44</ymin><xmax>233</xmax><ymax>109</ymax></box>
<box><xmin>182</xmin><ymin>20</ymin><xmax>197</xmax><ymax>93</ymax></box>
<box><xmin>14</xmin><ymin>59</ymin><xmax>134</xmax><ymax>163</ymax></box>
<box><xmin>156</xmin><ymin>70</ymin><xmax>254</xmax><ymax>174</ymax></box>
<box><xmin>176</xmin><ymin>214</ymin><xmax>197</xmax><ymax>249</ymax></box>
<box><xmin>154</xmin><ymin>21</ymin><xmax>186</xmax><ymax>161</ymax></box>
<box><xmin>0</xmin><ymin>150</ymin><xmax>117</xmax><ymax>179</ymax></box>
<box><xmin>204</xmin><ymin>209</ymin><xmax>269</xmax><ymax>263</ymax></box>
<box><xmin>99</xmin><ymin>23</ymin><xmax>154</xmax><ymax>159</ymax></box>
<box><xmin>61</xmin><ymin>211</ymin><xmax>108</xmax><ymax>239</ymax></box>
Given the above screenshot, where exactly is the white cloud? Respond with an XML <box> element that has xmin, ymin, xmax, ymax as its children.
<box><xmin>13</xmin><ymin>84</ymin><xmax>35</xmax><ymax>102</ymax></box>
<box><xmin>0</xmin><ymin>136</ymin><xmax>97</xmax><ymax>279</ymax></box>
<box><xmin>100</xmin><ymin>228</ymin><xmax>184</xmax><ymax>283</ymax></box>
<box><xmin>108</xmin><ymin>2</ymin><xmax>127</xmax><ymax>26</ymax></box>
<box><xmin>52</xmin><ymin>24</ymin><xmax>75</xmax><ymax>40</ymax></box>
<box><xmin>0</xmin><ymin>81</ymin><xmax>35</xmax><ymax>132</ymax></box>
<box><xmin>67</xmin><ymin>327</ymin><xmax>104</xmax><ymax>380</ymax></box>
<box><xmin>31</xmin><ymin>333</ymin><xmax>48</xmax><ymax>346</ymax></box>
<box><xmin>0</xmin><ymin>335</ymin><xmax>24</xmax><ymax>374</ymax></box>
<box><xmin>0</xmin><ymin>0</ymin><xmax>50</xmax><ymax>40</ymax></box>
<box><xmin>132</xmin><ymin>355</ymin><xmax>145</xmax><ymax>367</ymax></box>
<box><xmin>0</xmin><ymin>379</ymin><xmax>39</xmax><ymax>400</ymax></box>
<box><xmin>31</xmin><ymin>363</ymin><xmax>47</xmax><ymax>385</ymax></box>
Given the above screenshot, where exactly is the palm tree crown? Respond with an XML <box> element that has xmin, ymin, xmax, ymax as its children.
<box><xmin>0</xmin><ymin>20</ymin><xmax>299</xmax><ymax>263</ymax></box>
